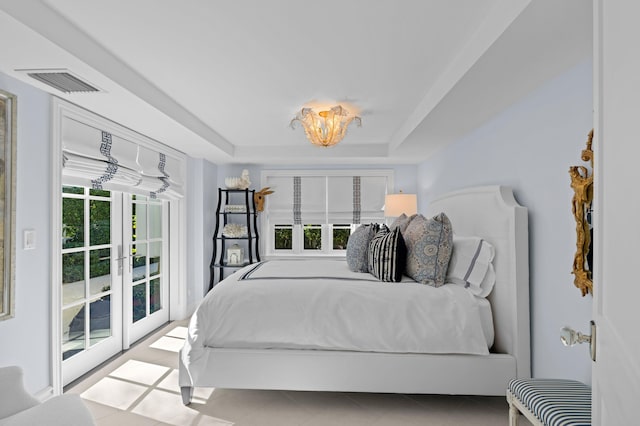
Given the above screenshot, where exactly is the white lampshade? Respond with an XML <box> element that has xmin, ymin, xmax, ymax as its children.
<box><xmin>384</xmin><ymin>193</ymin><xmax>417</xmax><ymax>217</ymax></box>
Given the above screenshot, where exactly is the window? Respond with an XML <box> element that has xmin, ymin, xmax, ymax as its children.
<box><xmin>332</xmin><ymin>224</ymin><xmax>351</xmax><ymax>250</ymax></box>
<box><xmin>274</xmin><ymin>224</ymin><xmax>293</xmax><ymax>251</ymax></box>
<box><xmin>262</xmin><ymin>170</ymin><xmax>393</xmax><ymax>256</ymax></box>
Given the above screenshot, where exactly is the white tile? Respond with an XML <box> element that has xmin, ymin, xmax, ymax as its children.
<box><xmin>131</xmin><ymin>389</ymin><xmax>233</xmax><ymax>426</ymax></box>
<box><xmin>165</xmin><ymin>326</ymin><xmax>188</xmax><ymax>339</ymax></box>
<box><xmin>81</xmin><ymin>377</ymin><xmax>148</xmax><ymax>410</ymax></box>
<box><xmin>149</xmin><ymin>336</ymin><xmax>185</xmax><ymax>353</ymax></box>
<box><xmin>109</xmin><ymin>359</ymin><xmax>171</xmax><ymax>386</ymax></box>
<box><xmin>94</xmin><ymin>409</ymin><xmax>159</xmax><ymax>426</ymax></box>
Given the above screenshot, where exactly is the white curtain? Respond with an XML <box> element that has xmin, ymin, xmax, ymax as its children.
<box><xmin>61</xmin><ymin>117</ymin><xmax>184</xmax><ymax>199</ymax></box>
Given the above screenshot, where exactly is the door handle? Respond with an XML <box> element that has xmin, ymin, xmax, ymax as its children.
<box><xmin>560</xmin><ymin>320</ymin><xmax>596</xmax><ymax>361</ymax></box>
<box><xmin>115</xmin><ymin>245</ymin><xmax>127</xmax><ymax>276</ymax></box>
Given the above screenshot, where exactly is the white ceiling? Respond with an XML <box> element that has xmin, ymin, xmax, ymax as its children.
<box><xmin>0</xmin><ymin>0</ymin><xmax>591</xmax><ymax>165</ymax></box>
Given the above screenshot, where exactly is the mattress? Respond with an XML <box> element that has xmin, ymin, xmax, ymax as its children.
<box><xmin>183</xmin><ymin>259</ymin><xmax>494</xmax><ymax>360</ymax></box>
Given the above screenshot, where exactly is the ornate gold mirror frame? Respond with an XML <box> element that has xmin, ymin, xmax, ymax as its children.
<box><xmin>569</xmin><ymin>129</ymin><xmax>594</xmax><ymax>296</ymax></box>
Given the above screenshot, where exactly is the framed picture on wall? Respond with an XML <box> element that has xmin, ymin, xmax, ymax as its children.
<box><xmin>0</xmin><ymin>89</ymin><xmax>17</xmax><ymax>321</ymax></box>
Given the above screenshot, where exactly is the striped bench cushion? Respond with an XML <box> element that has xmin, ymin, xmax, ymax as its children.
<box><xmin>508</xmin><ymin>378</ymin><xmax>591</xmax><ymax>426</ymax></box>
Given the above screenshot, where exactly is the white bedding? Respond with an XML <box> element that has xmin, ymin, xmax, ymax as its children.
<box><xmin>182</xmin><ymin>259</ymin><xmax>494</xmax><ymax>379</ymax></box>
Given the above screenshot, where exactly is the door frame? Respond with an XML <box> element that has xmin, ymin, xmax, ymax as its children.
<box><xmin>50</xmin><ymin>98</ymin><xmax>188</xmax><ymax>395</ymax></box>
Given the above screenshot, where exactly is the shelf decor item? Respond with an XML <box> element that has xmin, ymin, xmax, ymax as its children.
<box><xmin>226</xmin><ymin>244</ymin><xmax>244</xmax><ymax>266</ymax></box>
<box><xmin>224</xmin><ymin>169</ymin><xmax>251</xmax><ymax>189</ymax></box>
<box><xmin>222</xmin><ymin>223</ymin><xmax>247</xmax><ymax>238</ymax></box>
<box><xmin>224</xmin><ymin>204</ymin><xmax>247</xmax><ymax>213</ymax></box>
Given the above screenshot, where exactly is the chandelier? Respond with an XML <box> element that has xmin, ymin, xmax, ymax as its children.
<box><xmin>290</xmin><ymin>105</ymin><xmax>362</xmax><ymax>147</ymax></box>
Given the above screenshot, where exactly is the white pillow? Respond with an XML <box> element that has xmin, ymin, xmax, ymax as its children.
<box><xmin>446</xmin><ymin>235</ymin><xmax>496</xmax><ymax>297</ymax></box>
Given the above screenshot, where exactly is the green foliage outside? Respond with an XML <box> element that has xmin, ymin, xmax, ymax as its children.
<box><xmin>62</xmin><ymin>189</ymin><xmax>112</xmax><ymax>283</ymax></box>
<box><xmin>333</xmin><ymin>228</ymin><xmax>350</xmax><ymax>249</ymax></box>
<box><xmin>273</xmin><ymin>224</ymin><xmax>352</xmax><ymax>250</ymax></box>
<box><xmin>274</xmin><ymin>227</ymin><xmax>292</xmax><ymax>250</ymax></box>
<box><xmin>303</xmin><ymin>225</ymin><xmax>322</xmax><ymax>250</ymax></box>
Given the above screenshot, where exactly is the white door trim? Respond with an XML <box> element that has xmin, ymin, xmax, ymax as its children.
<box><xmin>50</xmin><ymin>98</ymin><xmax>188</xmax><ymax>394</ymax></box>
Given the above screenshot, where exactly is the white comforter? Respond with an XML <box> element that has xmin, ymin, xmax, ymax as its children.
<box><xmin>182</xmin><ymin>260</ymin><xmax>494</xmax><ymax>380</ymax></box>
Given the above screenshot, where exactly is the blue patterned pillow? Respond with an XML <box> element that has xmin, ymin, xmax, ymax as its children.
<box><xmin>367</xmin><ymin>225</ymin><xmax>406</xmax><ymax>282</ymax></box>
<box><xmin>346</xmin><ymin>224</ymin><xmax>378</xmax><ymax>272</ymax></box>
<box><xmin>403</xmin><ymin>212</ymin><xmax>453</xmax><ymax>286</ymax></box>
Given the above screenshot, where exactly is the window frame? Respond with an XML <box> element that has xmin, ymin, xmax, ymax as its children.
<box><xmin>261</xmin><ymin>169</ymin><xmax>393</xmax><ymax>257</ymax></box>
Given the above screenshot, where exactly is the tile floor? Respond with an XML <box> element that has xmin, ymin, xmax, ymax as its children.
<box><xmin>67</xmin><ymin>321</ymin><xmax>533</xmax><ymax>426</ymax></box>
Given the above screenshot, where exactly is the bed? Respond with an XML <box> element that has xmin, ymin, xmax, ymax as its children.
<box><xmin>179</xmin><ymin>185</ymin><xmax>530</xmax><ymax>404</ymax></box>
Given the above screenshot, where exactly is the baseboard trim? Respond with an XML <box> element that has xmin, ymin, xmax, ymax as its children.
<box><xmin>34</xmin><ymin>385</ymin><xmax>54</xmax><ymax>402</ymax></box>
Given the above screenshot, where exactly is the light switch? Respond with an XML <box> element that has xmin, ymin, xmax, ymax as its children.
<box><xmin>24</xmin><ymin>229</ymin><xmax>36</xmax><ymax>250</ymax></box>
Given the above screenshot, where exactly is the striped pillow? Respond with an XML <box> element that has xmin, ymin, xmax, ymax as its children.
<box><xmin>446</xmin><ymin>236</ymin><xmax>496</xmax><ymax>297</ymax></box>
<box><xmin>368</xmin><ymin>225</ymin><xmax>406</xmax><ymax>282</ymax></box>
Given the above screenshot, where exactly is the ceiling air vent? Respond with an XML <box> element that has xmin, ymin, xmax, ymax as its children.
<box><xmin>22</xmin><ymin>69</ymin><xmax>101</xmax><ymax>93</ymax></box>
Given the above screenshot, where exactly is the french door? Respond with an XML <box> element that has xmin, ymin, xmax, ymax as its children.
<box><xmin>123</xmin><ymin>194</ymin><xmax>169</xmax><ymax>347</ymax></box>
<box><xmin>61</xmin><ymin>189</ymin><xmax>169</xmax><ymax>385</ymax></box>
<box><xmin>61</xmin><ymin>187</ymin><xmax>123</xmax><ymax>385</ymax></box>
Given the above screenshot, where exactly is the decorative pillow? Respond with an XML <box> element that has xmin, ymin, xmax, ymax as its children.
<box><xmin>346</xmin><ymin>224</ymin><xmax>378</xmax><ymax>272</ymax></box>
<box><xmin>447</xmin><ymin>236</ymin><xmax>496</xmax><ymax>297</ymax></box>
<box><xmin>389</xmin><ymin>213</ymin><xmax>417</xmax><ymax>235</ymax></box>
<box><xmin>367</xmin><ymin>225</ymin><xmax>406</xmax><ymax>282</ymax></box>
<box><xmin>403</xmin><ymin>212</ymin><xmax>453</xmax><ymax>286</ymax></box>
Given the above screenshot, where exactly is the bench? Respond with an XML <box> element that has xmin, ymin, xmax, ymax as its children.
<box><xmin>506</xmin><ymin>378</ymin><xmax>591</xmax><ymax>426</ymax></box>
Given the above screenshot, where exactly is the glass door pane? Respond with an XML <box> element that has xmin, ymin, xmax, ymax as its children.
<box><xmin>125</xmin><ymin>195</ymin><xmax>169</xmax><ymax>346</ymax></box>
<box><xmin>61</xmin><ymin>186</ymin><xmax>123</xmax><ymax>385</ymax></box>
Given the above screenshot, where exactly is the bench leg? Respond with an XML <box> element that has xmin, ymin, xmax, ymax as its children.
<box><xmin>509</xmin><ymin>402</ymin><xmax>520</xmax><ymax>426</ymax></box>
<box><xmin>506</xmin><ymin>390</ymin><xmax>519</xmax><ymax>426</ymax></box>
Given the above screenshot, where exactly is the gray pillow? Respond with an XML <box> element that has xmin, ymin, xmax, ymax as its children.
<box><xmin>368</xmin><ymin>225</ymin><xmax>406</xmax><ymax>282</ymax></box>
<box><xmin>346</xmin><ymin>224</ymin><xmax>378</xmax><ymax>272</ymax></box>
<box><xmin>389</xmin><ymin>213</ymin><xmax>416</xmax><ymax>235</ymax></box>
<box><xmin>403</xmin><ymin>212</ymin><xmax>453</xmax><ymax>286</ymax></box>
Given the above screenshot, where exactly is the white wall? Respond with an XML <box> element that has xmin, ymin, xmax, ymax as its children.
<box><xmin>417</xmin><ymin>60</ymin><xmax>593</xmax><ymax>383</ymax></box>
<box><xmin>0</xmin><ymin>73</ymin><xmax>52</xmax><ymax>393</ymax></box>
<box><xmin>186</xmin><ymin>157</ymin><xmax>218</xmax><ymax>311</ymax></box>
<box><xmin>202</xmin><ymin>160</ymin><xmax>218</xmax><ymax>296</ymax></box>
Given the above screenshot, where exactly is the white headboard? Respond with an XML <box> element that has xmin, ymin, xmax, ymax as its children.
<box><xmin>426</xmin><ymin>185</ymin><xmax>530</xmax><ymax>378</ymax></box>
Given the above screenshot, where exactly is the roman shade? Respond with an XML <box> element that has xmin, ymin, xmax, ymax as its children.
<box><xmin>264</xmin><ymin>174</ymin><xmax>386</xmax><ymax>225</ymax></box>
<box><xmin>61</xmin><ymin>117</ymin><xmax>184</xmax><ymax>199</ymax></box>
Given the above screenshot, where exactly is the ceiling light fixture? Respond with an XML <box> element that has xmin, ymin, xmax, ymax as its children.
<box><xmin>290</xmin><ymin>105</ymin><xmax>362</xmax><ymax>147</ymax></box>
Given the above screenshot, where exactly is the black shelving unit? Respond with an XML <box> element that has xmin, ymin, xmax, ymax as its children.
<box><xmin>209</xmin><ymin>188</ymin><xmax>260</xmax><ymax>290</ymax></box>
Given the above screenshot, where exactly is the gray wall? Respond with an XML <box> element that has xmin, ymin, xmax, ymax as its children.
<box><xmin>0</xmin><ymin>73</ymin><xmax>52</xmax><ymax>393</ymax></box>
<box><xmin>417</xmin><ymin>60</ymin><xmax>593</xmax><ymax>383</ymax></box>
